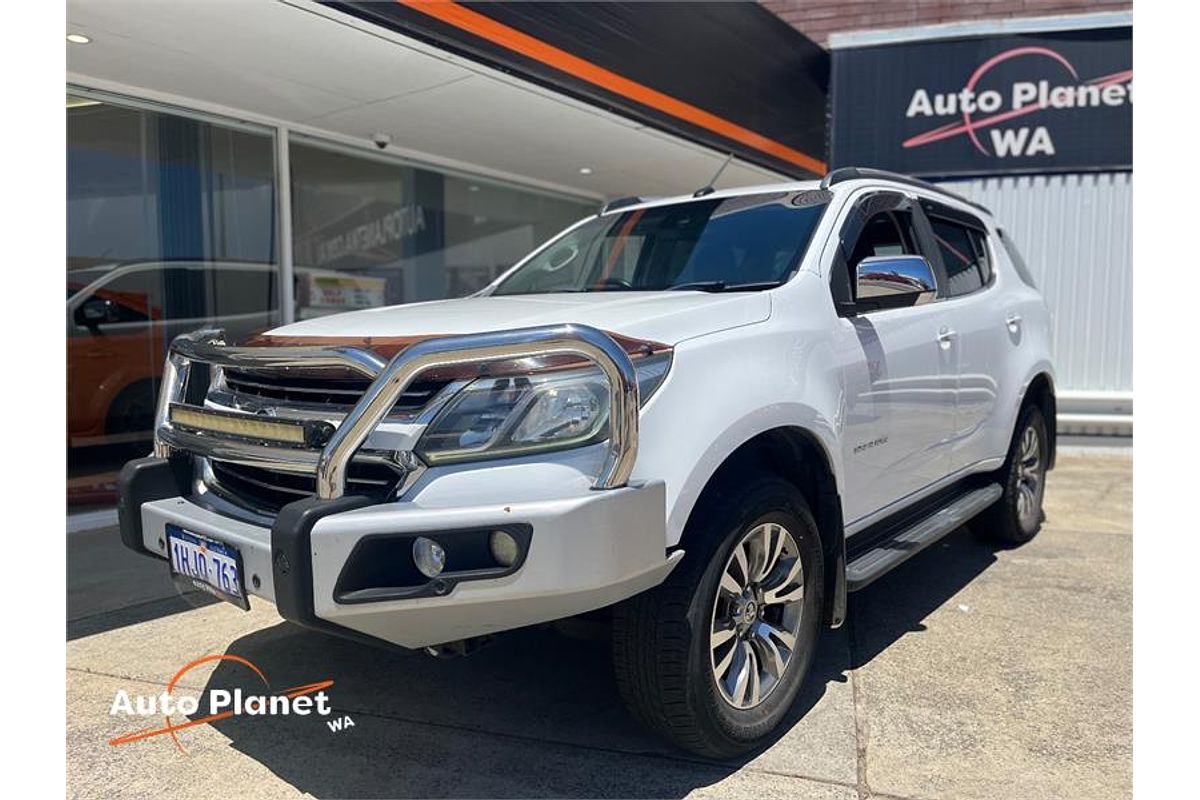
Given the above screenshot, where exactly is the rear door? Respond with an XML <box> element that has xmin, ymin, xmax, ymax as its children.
<box><xmin>917</xmin><ymin>199</ymin><xmax>1007</xmax><ymax>472</ymax></box>
<box><xmin>830</xmin><ymin>191</ymin><xmax>958</xmax><ymax>525</ymax></box>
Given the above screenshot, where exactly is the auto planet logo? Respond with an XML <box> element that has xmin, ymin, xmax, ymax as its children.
<box><xmin>108</xmin><ymin>654</ymin><xmax>348</xmax><ymax>753</ymax></box>
<box><xmin>901</xmin><ymin>46</ymin><xmax>1133</xmax><ymax>158</ymax></box>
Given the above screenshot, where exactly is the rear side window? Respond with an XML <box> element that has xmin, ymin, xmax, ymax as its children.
<box><xmin>929</xmin><ymin>217</ymin><xmax>988</xmax><ymax>297</ymax></box>
<box><xmin>968</xmin><ymin>228</ymin><xmax>992</xmax><ymax>285</ymax></box>
<box><xmin>997</xmin><ymin>228</ymin><xmax>1037</xmax><ymax>288</ymax></box>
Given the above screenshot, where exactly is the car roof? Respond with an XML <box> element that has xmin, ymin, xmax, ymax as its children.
<box><xmin>597</xmin><ymin>180</ymin><xmax>824</xmax><ymax>216</ymax></box>
<box><xmin>599</xmin><ymin>170</ymin><xmax>993</xmax><ymax>221</ymax></box>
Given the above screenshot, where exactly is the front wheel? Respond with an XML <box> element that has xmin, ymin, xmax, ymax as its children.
<box><xmin>612</xmin><ymin>473</ymin><xmax>824</xmax><ymax>758</ymax></box>
<box><xmin>980</xmin><ymin>404</ymin><xmax>1048</xmax><ymax>545</ymax></box>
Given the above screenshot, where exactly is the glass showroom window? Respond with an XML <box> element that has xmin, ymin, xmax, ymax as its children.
<box><xmin>289</xmin><ymin>140</ymin><xmax>595</xmax><ymax>318</ymax></box>
<box><xmin>67</xmin><ymin>94</ymin><xmax>276</xmax><ymax>507</ymax></box>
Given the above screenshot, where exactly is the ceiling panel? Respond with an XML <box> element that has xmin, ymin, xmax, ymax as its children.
<box><xmin>67</xmin><ymin>0</ymin><xmax>472</xmax><ymax>103</ymax></box>
<box><xmin>66</xmin><ymin>0</ymin><xmax>790</xmax><ymax>199</ymax></box>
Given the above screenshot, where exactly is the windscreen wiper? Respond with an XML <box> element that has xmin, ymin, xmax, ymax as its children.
<box><xmin>667</xmin><ymin>280</ymin><xmax>784</xmax><ymax>293</ymax></box>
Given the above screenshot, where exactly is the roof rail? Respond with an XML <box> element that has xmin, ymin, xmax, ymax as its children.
<box><xmin>819</xmin><ymin>167</ymin><xmax>992</xmax><ymax>215</ymax></box>
<box><xmin>600</xmin><ymin>196</ymin><xmax>647</xmax><ymax>214</ymax></box>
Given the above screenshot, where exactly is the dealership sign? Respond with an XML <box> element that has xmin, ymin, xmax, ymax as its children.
<box><xmin>831</xmin><ymin>26</ymin><xmax>1131</xmax><ymax>176</ymax></box>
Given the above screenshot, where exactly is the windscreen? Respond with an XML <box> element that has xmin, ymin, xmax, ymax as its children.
<box><xmin>492</xmin><ymin>190</ymin><xmax>830</xmax><ymax>295</ymax></box>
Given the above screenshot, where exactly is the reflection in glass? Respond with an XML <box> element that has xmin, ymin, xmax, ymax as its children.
<box><xmin>492</xmin><ymin>192</ymin><xmax>829</xmax><ymax>295</ymax></box>
<box><xmin>66</xmin><ymin>95</ymin><xmax>276</xmax><ymax>507</ymax></box>
<box><xmin>289</xmin><ymin>141</ymin><xmax>595</xmax><ymax>317</ymax></box>
<box><xmin>65</xmin><ymin>107</ymin><xmax>597</xmax><ymax>509</ymax></box>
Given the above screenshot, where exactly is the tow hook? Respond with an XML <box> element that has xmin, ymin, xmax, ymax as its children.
<box><xmin>423</xmin><ymin>635</ymin><xmax>494</xmax><ymax>658</ymax></box>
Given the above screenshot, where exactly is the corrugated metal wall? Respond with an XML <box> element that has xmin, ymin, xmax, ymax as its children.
<box><xmin>943</xmin><ymin>172</ymin><xmax>1133</xmax><ymax>396</ymax></box>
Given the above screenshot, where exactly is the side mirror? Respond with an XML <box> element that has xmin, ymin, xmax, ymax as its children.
<box><xmin>855</xmin><ymin>255</ymin><xmax>937</xmax><ymax>309</ymax></box>
<box><xmin>75</xmin><ymin>297</ymin><xmax>119</xmax><ymax>331</ymax></box>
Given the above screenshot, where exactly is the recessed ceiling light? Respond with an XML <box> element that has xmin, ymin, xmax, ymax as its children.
<box><xmin>67</xmin><ymin>33</ymin><xmax>91</xmax><ymax>44</ymax></box>
<box><xmin>579</xmin><ymin>167</ymin><xmax>593</xmax><ymax>175</ymax></box>
<box><xmin>468</xmin><ymin>185</ymin><xmax>480</xmax><ymax>192</ymax></box>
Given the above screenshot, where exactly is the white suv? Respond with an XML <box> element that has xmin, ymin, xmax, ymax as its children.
<box><xmin>117</xmin><ymin>167</ymin><xmax>1055</xmax><ymax>757</ymax></box>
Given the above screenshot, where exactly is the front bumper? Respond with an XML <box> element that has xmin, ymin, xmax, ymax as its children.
<box><xmin>118</xmin><ymin>457</ymin><xmax>680</xmax><ymax>649</ymax></box>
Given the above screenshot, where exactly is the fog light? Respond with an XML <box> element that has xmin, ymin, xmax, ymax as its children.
<box><xmin>413</xmin><ymin>537</ymin><xmax>446</xmax><ymax>578</ymax></box>
<box><xmin>489</xmin><ymin>530</ymin><xmax>520</xmax><ymax>567</ymax></box>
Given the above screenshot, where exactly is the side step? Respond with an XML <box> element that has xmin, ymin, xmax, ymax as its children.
<box><xmin>845</xmin><ymin>483</ymin><xmax>1003</xmax><ymax>591</ymax></box>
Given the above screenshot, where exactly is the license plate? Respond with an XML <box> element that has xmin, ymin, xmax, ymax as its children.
<box><xmin>166</xmin><ymin>525</ymin><xmax>249</xmax><ymax>609</ymax></box>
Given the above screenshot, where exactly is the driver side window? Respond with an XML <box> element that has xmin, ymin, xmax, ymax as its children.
<box><xmin>831</xmin><ymin>196</ymin><xmax>921</xmax><ymax>308</ymax></box>
<box><xmin>847</xmin><ymin>211</ymin><xmax>918</xmax><ymax>269</ymax></box>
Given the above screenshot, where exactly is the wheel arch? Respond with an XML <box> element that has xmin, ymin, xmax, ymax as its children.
<box><xmin>104</xmin><ymin>376</ymin><xmax>160</xmax><ymax>435</ymax></box>
<box><xmin>1021</xmin><ymin>371</ymin><xmax>1057</xmax><ymax>470</ymax></box>
<box><xmin>677</xmin><ymin>425</ymin><xmax>847</xmax><ymax>628</ymax></box>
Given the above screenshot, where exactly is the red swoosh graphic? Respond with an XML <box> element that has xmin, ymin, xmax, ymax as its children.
<box><xmin>962</xmin><ymin>47</ymin><xmax>1076</xmax><ymax>155</ymax></box>
<box><xmin>108</xmin><ymin>653</ymin><xmax>334</xmax><ymax>754</ymax></box>
<box><xmin>902</xmin><ymin>47</ymin><xmax>1131</xmax><ymax>152</ymax></box>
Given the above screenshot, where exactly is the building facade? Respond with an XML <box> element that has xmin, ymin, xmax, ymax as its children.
<box><xmin>760</xmin><ymin>0</ymin><xmax>1131</xmax><ymax>47</ymax></box>
<box><xmin>65</xmin><ymin>0</ymin><xmax>827</xmax><ymax>507</ymax></box>
<box><xmin>65</xmin><ymin>1</ymin><xmax>1130</xmax><ymax>510</ymax></box>
<box><xmin>763</xmin><ymin>3</ymin><xmax>1133</xmax><ymax>433</ymax></box>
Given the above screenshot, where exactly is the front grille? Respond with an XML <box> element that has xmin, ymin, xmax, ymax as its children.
<box><xmin>208</xmin><ymin>459</ymin><xmax>401</xmax><ymax>515</ymax></box>
<box><xmin>223</xmin><ymin>369</ymin><xmax>448</xmax><ymax>413</ymax></box>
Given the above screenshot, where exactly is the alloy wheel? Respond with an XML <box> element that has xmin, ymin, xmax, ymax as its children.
<box><xmin>1015</xmin><ymin>423</ymin><xmax>1044</xmax><ymax>530</ymax></box>
<box><xmin>709</xmin><ymin>522</ymin><xmax>805</xmax><ymax>709</ymax></box>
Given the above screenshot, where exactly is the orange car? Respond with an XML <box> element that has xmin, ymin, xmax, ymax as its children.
<box><xmin>67</xmin><ymin>261</ymin><xmax>283</xmax><ymax>447</ymax></box>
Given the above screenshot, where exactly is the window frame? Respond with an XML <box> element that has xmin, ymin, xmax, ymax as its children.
<box><xmin>830</xmin><ymin>190</ymin><xmax>942</xmax><ymax>316</ymax></box>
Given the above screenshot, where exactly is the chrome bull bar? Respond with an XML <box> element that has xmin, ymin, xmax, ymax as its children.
<box><xmin>153</xmin><ymin>324</ymin><xmax>640</xmax><ymax>499</ymax></box>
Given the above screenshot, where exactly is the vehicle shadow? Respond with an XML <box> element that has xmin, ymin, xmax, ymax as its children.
<box><xmin>66</xmin><ymin>525</ymin><xmax>218</xmax><ymax>641</ymax></box>
<box><xmin>199</xmin><ymin>524</ymin><xmax>1000</xmax><ymax>799</ymax></box>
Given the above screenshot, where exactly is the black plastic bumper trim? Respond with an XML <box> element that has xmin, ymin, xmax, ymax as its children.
<box><xmin>116</xmin><ymin>456</ymin><xmax>192</xmax><ymax>559</ymax></box>
<box><xmin>269</xmin><ymin>495</ymin><xmax>400</xmax><ymax>650</ymax></box>
<box><xmin>333</xmin><ymin>524</ymin><xmax>534</xmax><ymax>604</ymax></box>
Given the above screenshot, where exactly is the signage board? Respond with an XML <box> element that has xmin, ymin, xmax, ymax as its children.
<box><xmin>831</xmin><ymin>26</ymin><xmax>1132</xmax><ymax>176</ymax></box>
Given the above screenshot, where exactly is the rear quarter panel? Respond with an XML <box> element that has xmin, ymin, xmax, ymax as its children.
<box><xmin>989</xmin><ymin>227</ymin><xmax>1056</xmax><ymax>456</ymax></box>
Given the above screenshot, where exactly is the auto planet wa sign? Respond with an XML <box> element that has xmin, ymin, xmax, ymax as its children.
<box><xmin>830</xmin><ymin>26</ymin><xmax>1131</xmax><ymax>176</ymax></box>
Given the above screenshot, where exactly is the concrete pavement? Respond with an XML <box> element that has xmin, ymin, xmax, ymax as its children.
<box><xmin>66</xmin><ymin>450</ymin><xmax>1131</xmax><ymax>799</ymax></box>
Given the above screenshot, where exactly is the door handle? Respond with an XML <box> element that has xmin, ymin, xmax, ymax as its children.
<box><xmin>936</xmin><ymin>327</ymin><xmax>957</xmax><ymax>349</ymax></box>
<box><xmin>1005</xmin><ymin>313</ymin><xmax>1023</xmax><ymax>333</ymax></box>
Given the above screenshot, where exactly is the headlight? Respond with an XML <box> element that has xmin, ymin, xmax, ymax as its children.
<box><xmin>416</xmin><ymin>352</ymin><xmax>671</xmax><ymax>465</ymax></box>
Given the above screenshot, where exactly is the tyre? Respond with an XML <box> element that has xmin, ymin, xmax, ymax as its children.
<box><xmin>979</xmin><ymin>404</ymin><xmax>1048</xmax><ymax>545</ymax></box>
<box><xmin>612</xmin><ymin>472</ymin><xmax>824</xmax><ymax>758</ymax></box>
<box><xmin>105</xmin><ymin>380</ymin><xmax>158</xmax><ymax>436</ymax></box>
